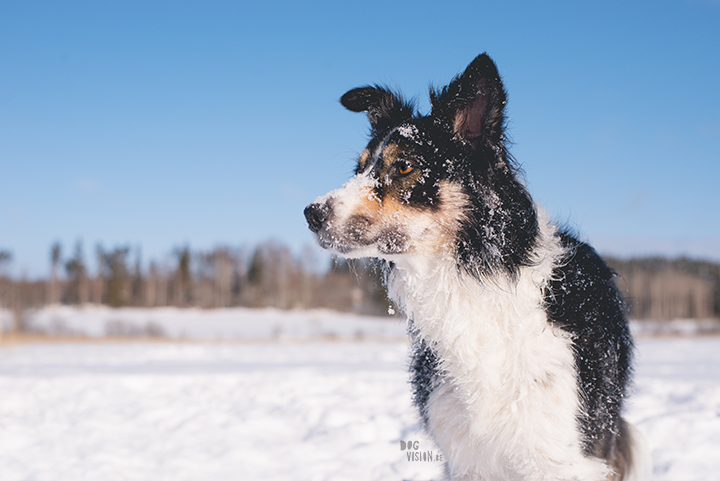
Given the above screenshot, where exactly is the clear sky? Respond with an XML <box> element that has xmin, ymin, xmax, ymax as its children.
<box><xmin>1</xmin><ymin>0</ymin><xmax>719</xmax><ymax>277</ymax></box>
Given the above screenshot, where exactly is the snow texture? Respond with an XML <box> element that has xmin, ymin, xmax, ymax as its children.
<box><xmin>10</xmin><ymin>305</ymin><xmax>408</xmax><ymax>340</ymax></box>
<box><xmin>0</xmin><ymin>316</ymin><xmax>719</xmax><ymax>480</ymax></box>
<box><xmin>3</xmin><ymin>306</ymin><xmax>712</xmax><ymax>340</ymax></box>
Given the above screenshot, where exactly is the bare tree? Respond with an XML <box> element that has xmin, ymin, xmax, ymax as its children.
<box><xmin>0</xmin><ymin>250</ymin><xmax>13</xmax><ymax>334</ymax></box>
<box><xmin>90</xmin><ymin>245</ymin><xmax>106</xmax><ymax>305</ymax></box>
<box><xmin>0</xmin><ymin>250</ymin><xmax>11</xmax><ymax>307</ymax></box>
<box><xmin>130</xmin><ymin>248</ymin><xmax>144</xmax><ymax>306</ymax></box>
<box><xmin>608</xmin><ymin>257</ymin><xmax>719</xmax><ymax>320</ymax></box>
<box><xmin>48</xmin><ymin>241</ymin><xmax>62</xmax><ymax>305</ymax></box>
<box><xmin>64</xmin><ymin>241</ymin><xmax>89</xmax><ymax>305</ymax></box>
<box><xmin>173</xmin><ymin>246</ymin><xmax>193</xmax><ymax>306</ymax></box>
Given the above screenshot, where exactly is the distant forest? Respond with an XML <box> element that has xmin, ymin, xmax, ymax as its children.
<box><xmin>0</xmin><ymin>241</ymin><xmax>718</xmax><ymax>326</ymax></box>
<box><xmin>0</xmin><ymin>241</ymin><xmax>389</xmax><ymax>327</ymax></box>
<box><xmin>605</xmin><ymin>256</ymin><xmax>720</xmax><ymax>321</ymax></box>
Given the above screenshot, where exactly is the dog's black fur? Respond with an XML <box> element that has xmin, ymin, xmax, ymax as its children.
<box><xmin>306</xmin><ymin>53</ymin><xmax>638</xmax><ymax>479</ymax></box>
<box><xmin>545</xmin><ymin>233</ymin><xmax>634</xmax><ymax>460</ymax></box>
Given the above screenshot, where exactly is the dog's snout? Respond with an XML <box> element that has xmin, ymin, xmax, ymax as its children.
<box><xmin>304</xmin><ymin>202</ymin><xmax>330</xmax><ymax>233</ymax></box>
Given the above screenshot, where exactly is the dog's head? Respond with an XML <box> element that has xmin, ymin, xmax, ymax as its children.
<box><xmin>305</xmin><ymin>53</ymin><xmax>537</xmax><ymax>276</ymax></box>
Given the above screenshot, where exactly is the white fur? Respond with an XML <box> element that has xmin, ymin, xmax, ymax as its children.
<box><xmin>311</xmin><ymin>171</ymin><xmax>649</xmax><ymax>480</ymax></box>
<box><xmin>388</xmin><ymin>211</ymin><xmax>613</xmax><ymax>481</ymax></box>
<box><xmin>315</xmin><ymin>170</ymin><xmax>379</xmax><ymax>225</ymax></box>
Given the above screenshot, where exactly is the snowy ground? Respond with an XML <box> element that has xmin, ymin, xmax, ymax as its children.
<box><xmin>9</xmin><ymin>305</ymin><xmax>408</xmax><ymax>340</ymax></box>
<box><xmin>0</xmin><ymin>312</ymin><xmax>719</xmax><ymax>480</ymax></box>
<box><xmin>6</xmin><ymin>305</ymin><xmax>719</xmax><ymax>340</ymax></box>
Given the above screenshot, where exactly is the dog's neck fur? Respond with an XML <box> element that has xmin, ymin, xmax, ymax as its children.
<box><xmin>386</xmin><ymin>210</ymin><xmax>612</xmax><ymax>480</ymax></box>
<box><xmin>388</xmin><ymin>209</ymin><xmax>562</xmax><ymax>345</ymax></box>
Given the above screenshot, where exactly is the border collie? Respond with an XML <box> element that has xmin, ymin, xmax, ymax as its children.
<box><xmin>304</xmin><ymin>53</ymin><xmax>648</xmax><ymax>481</ymax></box>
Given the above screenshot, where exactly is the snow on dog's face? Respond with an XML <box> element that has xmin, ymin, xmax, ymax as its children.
<box><xmin>305</xmin><ymin>54</ymin><xmax>538</xmax><ymax>276</ymax></box>
<box><xmin>304</xmin><ymin>116</ymin><xmax>469</xmax><ymax>258</ymax></box>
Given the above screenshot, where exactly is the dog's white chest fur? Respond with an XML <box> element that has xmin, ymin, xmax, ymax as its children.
<box><xmin>388</xmin><ymin>219</ymin><xmax>611</xmax><ymax>481</ymax></box>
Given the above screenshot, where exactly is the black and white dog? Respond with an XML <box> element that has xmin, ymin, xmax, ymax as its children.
<box><xmin>304</xmin><ymin>53</ymin><xmax>647</xmax><ymax>480</ymax></box>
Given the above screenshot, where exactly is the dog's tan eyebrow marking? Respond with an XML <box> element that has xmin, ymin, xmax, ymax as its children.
<box><xmin>381</xmin><ymin>143</ymin><xmax>401</xmax><ymax>168</ymax></box>
<box><xmin>357</xmin><ymin>149</ymin><xmax>370</xmax><ymax>169</ymax></box>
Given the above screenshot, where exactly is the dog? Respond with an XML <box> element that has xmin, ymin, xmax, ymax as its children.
<box><xmin>304</xmin><ymin>53</ymin><xmax>647</xmax><ymax>481</ymax></box>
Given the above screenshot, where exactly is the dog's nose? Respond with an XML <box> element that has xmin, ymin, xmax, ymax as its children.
<box><xmin>304</xmin><ymin>202</ymin><xmax>330</xmax><ymax>233</ymax></box>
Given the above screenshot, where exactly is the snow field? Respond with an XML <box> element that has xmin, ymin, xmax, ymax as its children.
<box><xmin>626</xmin><ymin>338</ymin><xmax>720</xmax><ymax>480</ymax></box>
<box><xmin>0</xmin><ymin>341</ymin><xmax>439</xmax><ymax>481</ymax></box>
<box><xmin>6</xmin><ymin>306</ymin><xmax>717</xmax><ymax>341</ymax></box>
<box><xmin>11</xmin><ymin>305</ymin><xmax>408</xmax><ymax>340</ymax></box>
<box><xmin>0</xmin><ymin>335</ymin><xmax>719</xmax><ymax>480</ymax></box>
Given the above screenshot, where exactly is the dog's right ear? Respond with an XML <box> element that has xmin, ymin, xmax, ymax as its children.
<box><xmin>340</xmin><ymin>86</ymin><xmax>414</xmax><ymax>134</ymax></box>
<box><xmin>431</xmin><ymin>53</ymin><xmax>508</xmax><ymax>152</ymax></box>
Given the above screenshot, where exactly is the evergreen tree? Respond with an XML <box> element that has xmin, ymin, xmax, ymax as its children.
<box><xmin>103</xmin><ymin>247</ymin><xmax>131</xmax><ymax>307</ymax></box>
<box><xmin>173</xmin><ymin>246</ymin><xmax>192</xmax><ymax>305</ymax></box>
<box><xmin>48</xmin><ymin>241</ymin><xmax>63</xmax><ymax>304</ymax></box>
<box><xmin>64</xmin><ymin>241</ymin><xmax>88</xmax><ymax>304</ymax></box>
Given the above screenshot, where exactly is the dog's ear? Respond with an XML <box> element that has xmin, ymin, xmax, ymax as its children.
<box><xmin>432</xmin><ymin>53</ymin><xmax>507</xmax><ymax>150</ymax></box>
<box><xmin>341</xmin><ymin>86</ymin><xmax>414</xmax><ymax>134</ymax></box>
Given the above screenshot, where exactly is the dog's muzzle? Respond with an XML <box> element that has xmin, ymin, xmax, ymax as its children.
<box><xmin>304</xmin><ymin>202</ymin><xmax>330</xmax><ymax>233</ymax></box>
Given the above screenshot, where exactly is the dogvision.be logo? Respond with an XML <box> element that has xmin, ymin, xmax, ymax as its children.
<box><xmin>400</xmin><ymin>440</ymin><xmax>443</xmax><ymax>462</ymax></box>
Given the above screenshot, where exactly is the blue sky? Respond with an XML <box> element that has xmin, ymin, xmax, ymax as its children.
<box><xmin>1</xmin><ymin>0</ymin><xmax>719</xmax><ymax>277</ymax></box>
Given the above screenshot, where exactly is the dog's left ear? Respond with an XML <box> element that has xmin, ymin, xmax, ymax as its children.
<box><xmin>341</xmin><ymin>85</ymin><xmax>414</xmax><ymax>135</ymax></box>
<box><xmin>432</xmin><ymin>53</ymin><xmax>507</xmax><ymax>150</ymax></box>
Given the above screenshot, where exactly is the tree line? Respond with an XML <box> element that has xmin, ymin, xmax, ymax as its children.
<box><xmin>605</xmin><ymin>256</ymin><xmax>720</xmax><ymax>320</ymax></box>
<box><xmin>0</xmin><ymin>241</ymin><xmax>390</xmax><ymax>330</ymax></box>
<box><xmin>0</xmin><ymin>242</ymin><xmax>719</xmax><ymax>322</ymax></box>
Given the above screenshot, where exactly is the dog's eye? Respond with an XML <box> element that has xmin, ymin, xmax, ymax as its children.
<box><xmin>395</xmin><ymin>161</ymin><xmax>414</xmax><ymax>176</ymax></box>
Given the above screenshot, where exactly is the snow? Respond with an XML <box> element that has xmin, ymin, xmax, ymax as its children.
<box><xmin>627</xmin><ymin>337</ymin><xmax>720</xmax><ymax>480</ymax></box>
<box><xmin>16</xmin><ymin>305</ymin><xmax>408</xmax><ymax>340</ymax></box>
<box><xmin>14</xmin><ymin>305</ymin><xmax>718</xmax><ymax>341</ymax></box>
<box><xmin>0</xmin><ymin>341</ymin><xmax>438</xmax><ymax>481</ymax></box>
<box><xmin>0</xmin><ymin>310</ymin><xmax>719</xmax><ymax>480</ymax></box>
